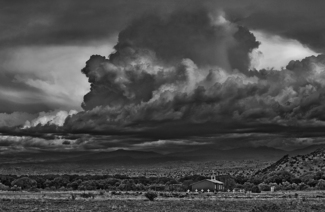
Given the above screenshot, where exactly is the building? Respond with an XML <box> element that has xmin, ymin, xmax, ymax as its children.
<box><xmin>191</xmin><ymin>172</ymin><xmax>224</xmax><ymax>192</ymax></box>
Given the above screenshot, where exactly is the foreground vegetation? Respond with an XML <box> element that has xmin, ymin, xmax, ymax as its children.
<box><xmin>0</xmin><ymin>193</ymin><xmax>324</xmax><ymax>212</ymax></box>
<box><xmin>0</xmin><ymin>148</ymin><xmax>323</xmax><ymax>211</ymax></box>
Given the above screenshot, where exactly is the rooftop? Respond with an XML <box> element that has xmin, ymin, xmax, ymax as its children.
<box><xmin>191</xmin><ymin>179</ymin><xmax>224</xmax><ymax>186</ymax></box>
<box><xmin>206</xmin><ymin>179</ymin><xmax>224</xmax><ymax>184</ymax></box>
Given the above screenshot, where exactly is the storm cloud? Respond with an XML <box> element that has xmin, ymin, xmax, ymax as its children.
<box><xmin>2</xmin><ymin>0</ymin><xmax>325</xmax><ymax>152</ymax></box>
<box><xmin>60</xmin><ymin>8</ymin><xmax>325</xmax><ymax>141</ymax></box>
<box><xmin>1</xmin><ymin>0</ymin><xmax>324</xmax><ymax>114</ymax></box>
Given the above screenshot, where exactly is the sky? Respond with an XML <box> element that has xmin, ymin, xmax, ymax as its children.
<box><xmin>1</xmin><ymin>0</ymin><xmax>325</xmax><ymax>153</ymax></box>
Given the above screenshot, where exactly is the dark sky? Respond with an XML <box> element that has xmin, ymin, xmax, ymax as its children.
<box><xmin>1</xmin><ymin>0</ymin><xmax>325</xmax><ymax>153</ymax></box>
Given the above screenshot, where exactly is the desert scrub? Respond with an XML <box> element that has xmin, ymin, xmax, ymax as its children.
<box><xmin>144</xmin><ymin>191</ymin><xmax>158</xmax><ymax>201</ymax></box>
<box><xmin>70</xmin><ymin>193</ymin><xmax>76</xmax><ymax>200</ymax></box>
<box><xmin>250</xmin><ymin>202</ymin><xmax>283</xmax><ymax>212</ymax></box>
<box><xmin>79</xmin><ymin>192</ymin><xmax>95</xmax><ymax>199</ymax></box>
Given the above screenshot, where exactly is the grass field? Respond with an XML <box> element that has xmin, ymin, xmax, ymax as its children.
<box><xmin>0</xmin><ymin>191</ymin><xmax>324</xmax><ymax>211</ymax></box>
<box><xmin>0</xmin><ymin>198</ymin><xmax>324</xmax><ymax>212</ymax></box>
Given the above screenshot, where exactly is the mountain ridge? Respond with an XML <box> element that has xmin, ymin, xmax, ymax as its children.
<box><xmin>0</xmin><ymin>145</ymin><xmax>323</xmax><ymax>166</ymax></box>
<box><xmin>255</xmin><ymin>147</ymin><xmax>325</xmax><ymax>177</ymax></box>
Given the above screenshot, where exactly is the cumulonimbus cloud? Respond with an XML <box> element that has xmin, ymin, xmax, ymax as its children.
<box><xmin>59</xmin><ymin>8</ymin><xmax>325</xmax><ymax>138</ymax></box>
<box><xmin>3</xmin><ymin>7</ymin><xmax>323</xmax><ymax>153</ymax></box>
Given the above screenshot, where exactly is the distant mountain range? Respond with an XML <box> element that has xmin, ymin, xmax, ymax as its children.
<box><xmin>167</xmin><ymin>146</ymin><xmax>288</xmax><ymax>161</ymax></box>
<box><xmin>0</xmin><ymin>144</ymin><xmax>324</xmax><ymax>166</ymax></box>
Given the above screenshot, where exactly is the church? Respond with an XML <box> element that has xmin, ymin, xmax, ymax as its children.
<box><xmin>191</xmin><ymin>172</ymin><xmax>224</xmax><ymax>192</ymax></box>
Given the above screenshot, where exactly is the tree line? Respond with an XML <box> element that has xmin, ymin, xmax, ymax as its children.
<box><xmin>0</xmin><ymin>171</ymin><xmax>324</xmax><ymax>192</ymax></box>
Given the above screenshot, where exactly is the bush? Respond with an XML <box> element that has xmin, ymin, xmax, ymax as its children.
<box><xmin>251</xmin><ymin>203</ymin><xmax>283</xmax><ymax>212</ymax></box>
<box><xmin>11</xmin><ymin>177</ymin><xmax>37</xmax><ymax>190</ymax></box>
<box><xmin>316</xmin><ymin>179</ymin><xmax>325</xmax><ymax>190</ymax></box>
<box><xmin>251</xmin><ymin>185</ymin><xmax>261</xmax><ymax>193</ymax></box>
<box><xmin>258</xmin><ymin>183</ymin><xmax>270</xmax><ymax>191</ymax></box>
<box><xmin>28</xmin><ymin>187</ymin><xmax>40</xmax><ymax>192</ymax></box>
<box><xmin>243</xmin><ymin>182</ymin><xmax>255</xmax><ymax>191</ymax></box>
<box><xmin>0</xmin><ymin>183</ymin><xmax>9</xmax><ymax>191</ymax></box>
<box><xmin>80</xmin><ymin>192</ymin><xmax>95</xmax><ymax>199</ymax></box>
<box><xmin>297</xmin><ymin>183</ymin><xmax>309</xmax><ymax>191</ymax></box>
<box><xmin>10</xmin><ymin>185</ymin><xmax>21</xmax><ymax>191</ymax></box>
<box><xmin>144</xmin><ymin>191</ymin><xmax>158</xmax><ymax>201</ymax></box>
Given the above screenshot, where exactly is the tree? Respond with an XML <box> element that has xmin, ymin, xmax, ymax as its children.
<box><xmin>68</xmin><ymin>179</ymin><xmax>81</xmax><ymax>190</ymax></box>
<box><xmin>234</xmin><ymin>174</ymin><xmax>248</xmax><ymax>185</ymax></box>
<box><xmin>251</xmin><ymin>185</ymin><xmax>261</xmax><ymax>193</ymax></box>
<box><xmin>224</xmin><ymin>178</ymin><xmax>236</xmax><ymax>190</ymax></box>
<box><xmin>250</xmin><ymin>176</ymin><xmax>263</xmax><ymax>185</ymax></box>
<box><xmin>315</xmin><ymin>172</ymin><xmax>324</xmax><ymax>180</ymax></box>
<box><xmin>51</xmin><ymin>176</ymin><xmax>70</xmax><ymax>189</ymax></box>
<box><xmin>280</xmin><ymin>181</ymin><xmax>292</xmax><ymax>190</ymax></box>
<box><xmin>144</xmin><ymin>191</ymin><xmax>157</xmax><ymax>201</ymax></box>
<box><xmin>0</xmin><ymin>183</ymin><xmax>9</xmax><ymax>191</ymax></box>
<box><xmin>265</xmin><ymin>171</ymin><xmax>295</xmax><ymax>184</ymax></box>
<box><xmin>243</xmin><ymin>182</ymin><xmax>255</xmax><ymax>191</ymax></box>
<box><xmin>300</xmin><ymin>172</ymin><xmax>315</xmax><ymax>184</ymax></box>
<box><xmin>316</xmin><ymin>179</ymin><xmax>325</xmax><ymax>190</ymax></box>
<box><xmin>11</xmin><ymin>177</ymin><xmax>37</xmax><ymax>190</ymax></box>
<box><xmin>297</xmin><ymin>183</ymin><xmax>309</xmax><ymax>191</ymax></box>
<box><xmin>78</xmin><ymin>180</ymin><xmax>96</xmax><ymax>190</ymax></box>
<box><xmin>258</xmin><ymin>183</ymin><xmax>270</xmax><ymax>191</ymax></box>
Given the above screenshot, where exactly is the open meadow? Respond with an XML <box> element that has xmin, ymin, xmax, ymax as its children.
<box><xmin>0</xmin><ymin>190</ymin><xmax>324</xmax><ymax>212</ymax></box>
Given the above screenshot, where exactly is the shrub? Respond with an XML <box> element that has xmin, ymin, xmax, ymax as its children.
<box><xmin>11</xmin><ymin>177</ymin><xmax>37</xmax><ymax>190</ymax></box>
<box><xmin>10</xmin><ymin>185</ymin><xmax>21</xmax><ymax>191</ymax></box>
<box><xmin>0</xmin><ymin>183</ymin><xmax>9</xmax><ymax>191</ymax></box>
<box><xmin>243</xmin><ymin>182</ymin><xmax>255</xmax><ymax>191</ymax></box>
<box><xmin>80</xmin><ymin>192</ymin><xmax>95</xmax><ymax>199</ymax></box>
<box><xmin>70</xmin><ymin>193</ymin><xmax>76</xmax><ymax>200</ymax></box>
<box><xmin>316</xmin><ymin>179</ymin><xmax>325</xmax><ymax>190</ymax></box>
<box><xmin>297</xmin><ymin>183</ymin><xmax>309</xmax><ymax>191</ymax></box>
<box><xmin>144</xmin><ymin>191</ymin><xmax>158</xmax><ymax>201</ymax></box>
<box><xmin>258</xmin><ymin>183</ymin><xmax>270</xmax><ymax>191</ymax></box>
<box><xmin>251</xmin><ymin>203</ymin><xmax>283</xmax><ymax>212</ymax></box>
<box><xmin>28</xmin><ymin>187</ymin><xmax>40</xmax><ymax>192</ymax></box>
<box><xmin>251</xmin><ymin>185</ymin><xmax>261</xmax><ymax>193</ymax></box>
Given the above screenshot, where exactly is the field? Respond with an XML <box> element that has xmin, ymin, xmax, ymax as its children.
<box><xmin>0</xmin><ymin>191</ymin><xmax>324</xmax><ymax>211</ymax></box>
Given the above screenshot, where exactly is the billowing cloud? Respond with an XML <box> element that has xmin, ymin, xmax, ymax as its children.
<box><xmin>60</xmin><ymin>9</ymin><xmax>325</xmax><ymax>142</ymax></box>
<box><xmin>23</xmin><ymin>110</ymin><xmax>77</xmax><ymax>128</ymax></box>
<box><xmin>80</xmin><ymin>9</ymin><xmax>259</xmax><ymax>111</ymax></box>
<box><xmin>110</xmin><ymin>9</ymin><xmax>259</xmax><ymax>71</ymax></box>
<box><xmin>0</xmin><ymin>112</ymin><xmax>37</xmax><ymax>128</ymax></box>
<box><xmin>3</xmin><ymin>1</ymin><xmax>325</xmax><ymax>153</ymax></box>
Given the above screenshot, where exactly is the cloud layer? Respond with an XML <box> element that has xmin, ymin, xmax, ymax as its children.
<box><xmin>2</xmin><ymin>1</ymin><xmax>325</xmax><ymax>152</ymax></box>
<box><xmin>61</xmin><ymin>9</ymin><xmax>325</xmax><ymax>140</ymax></box>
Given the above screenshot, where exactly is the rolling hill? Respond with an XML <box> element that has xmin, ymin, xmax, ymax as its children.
<box><xmin>255</xmin><ymin>148</ymin><xmax>325</xmax><ymax>177</ymax></box>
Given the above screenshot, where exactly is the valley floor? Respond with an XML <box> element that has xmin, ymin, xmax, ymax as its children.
<box><xmin>0</xmin><ymin>191</ymin><xmax>324</xmax><ymax>212</ymax></box>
